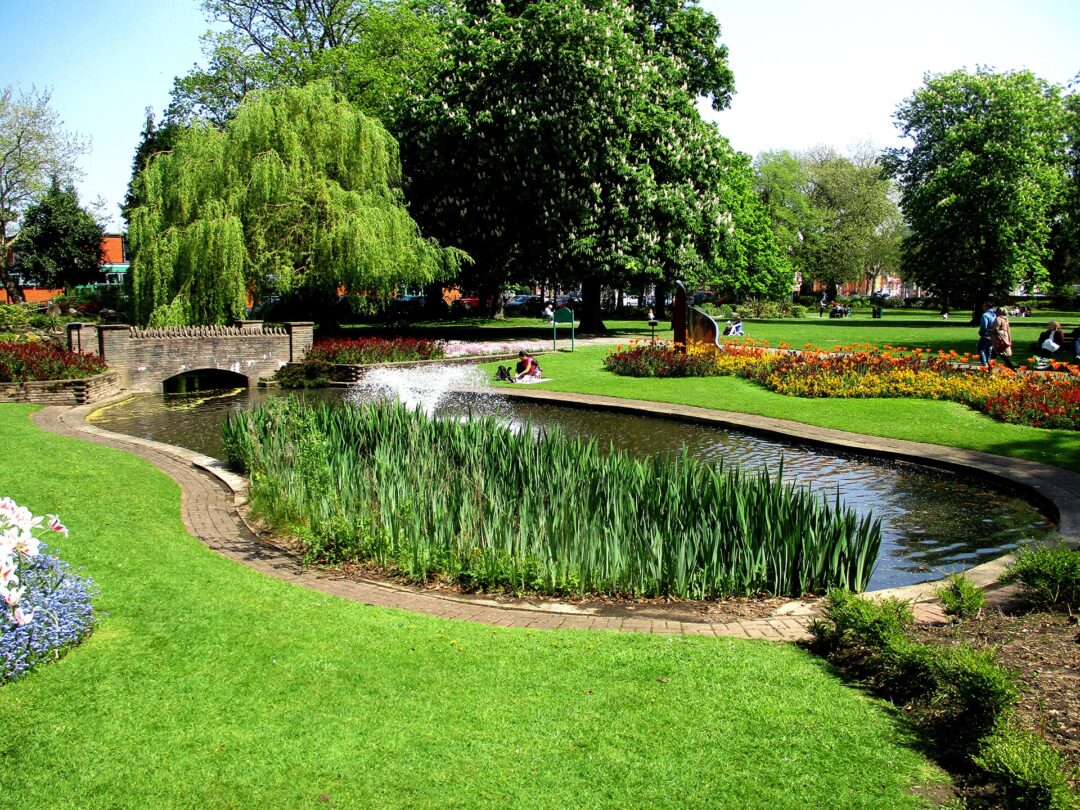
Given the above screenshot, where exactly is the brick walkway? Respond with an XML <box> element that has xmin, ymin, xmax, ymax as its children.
<box><xmin>32</xmin><ymin>404</ymin><xmax>818</xmax><ymax>641</ymax></box>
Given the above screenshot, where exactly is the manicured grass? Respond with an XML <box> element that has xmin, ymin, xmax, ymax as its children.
<box><xmin>0</xmin><ymin>404</ymin><xmax>946</xmax><ymax>808</ymax></box>
<box><xmin>735</xmin><ymin>310</ymin><xmax>1065</xmax><ymax>357</ymax></box>
<box><xmin>486</xmin><ymin>347</ymin><xmax>1080</xmax><ymax>474</ymax></box>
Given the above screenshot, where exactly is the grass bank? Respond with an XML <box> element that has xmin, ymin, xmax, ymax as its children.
<box><xmin>1</xmin><ymin>405</ymin><xmax>946</xmax><ymax>808</ymax></box>
<box><xmin>486</xmin><ymin>346</ymin><xmax>1080</xmax><ymax>474</ymax></box>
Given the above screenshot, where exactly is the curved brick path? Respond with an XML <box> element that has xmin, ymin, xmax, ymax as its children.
<box><xmin>32</xmin><ymin>403</ymin><xmax>817</xmax><ymax>641</ymax></box>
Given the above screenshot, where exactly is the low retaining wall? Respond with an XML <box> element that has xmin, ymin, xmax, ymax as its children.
<box><xmin>0</xmin><ymin>371</ymin><xmax>123</xmax><ymax>406</ymax></box>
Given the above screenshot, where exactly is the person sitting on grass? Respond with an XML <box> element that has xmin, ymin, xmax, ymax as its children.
<box><xmin>1035</xmin><ymin>321</ymin><xmax>1066</xmax><ymax>358</ymax></box>
<box><xmin>731</xmin><ymin>315</ymin><xmax>744</xmax><ymax>336</ymax></box>
<box><xmin>514</xmin><ymin>350</ymin><xmax>542</xmax><ymax>382</ymax></box>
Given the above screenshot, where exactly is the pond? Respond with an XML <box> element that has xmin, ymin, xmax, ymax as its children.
<box><xmin>88</xmin><ymin>377</ymin><xmax>1055</xmax><ymax>591</ymax></box>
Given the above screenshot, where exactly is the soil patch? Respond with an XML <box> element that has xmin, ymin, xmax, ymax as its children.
<box><xmin>912</xmin><ymin>608</ymin><xmax>1080</xmax><ymax>782</ymax></box>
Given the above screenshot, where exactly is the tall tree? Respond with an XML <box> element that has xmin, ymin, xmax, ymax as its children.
<box><xmin>800</xmin><ymin>147</ymin><xmax>900</xmax><ymax>298</ymax></box>
<box><xmin>168</xmin><ymin>0</ymin><xmax>444</xmax><ymax>125</ymax></box>
<box><xmin>0</xmin><ymin>86</ymin><xmax>87</xmax><ymax>302</ymax></box>
<box><xmin>1048</xmin><ymin>89</ymin><xmax>1080</xmax><ymax>298</ymax></box>
<box><xmin>128</xmin><ymin>82</ymin><xmax>465</xmax><ymax>325</ymax></box>
<box><xmin>753</xmin><ymin>150</ymin><xmax>815</xmax><ymax>276</ymax></box>
<box><xmin>883</xmin><ymin>68</ymin><xmax>1067</xmax><ymax>320</ymax></box>
<box><xmin>400</xmin><ymin>0</ymin><xmax>787</xmax><ymax>330</ymax></box>
<box><xmin>12</xmin><ymin>179</ymin><xmax>103</xmax><ymax>290</ymax></box>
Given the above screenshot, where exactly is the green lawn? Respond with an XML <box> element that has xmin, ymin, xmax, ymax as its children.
<box><xmin>733</xmin><ymin>309</ymin><xmax>1073</xmax><ymax>357</ymax></box>
<box><xmin>485</xmin><ymin>346</ymin><xmax>1080</xmax><ymax>474</ymax></box>
<box><xmin>1</xmin><ymin>404</ymin><xmax>947</xmax><ymax>808</ymax></box>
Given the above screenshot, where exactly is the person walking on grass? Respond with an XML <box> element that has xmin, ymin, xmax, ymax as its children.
<box><xmin>977</xmin><ymin>302</ymin><xmax>997</xmax><ymax>367</ymax></box>
<box><xmin>991</xmin><ymin>307</ymin><xmax>1016</xmax><ymax>370</ymax></box>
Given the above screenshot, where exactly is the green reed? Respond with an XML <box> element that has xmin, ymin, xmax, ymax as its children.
<box><xmin>223</xmin><ymin>398</ymin><xmax>882</xmax><ymax>598</ymax></box>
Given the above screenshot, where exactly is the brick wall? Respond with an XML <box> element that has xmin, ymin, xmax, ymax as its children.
<box><xmin>0</xmin><ymin>371</ymin><xmax>122</xmax><ymax>405</ymax></box>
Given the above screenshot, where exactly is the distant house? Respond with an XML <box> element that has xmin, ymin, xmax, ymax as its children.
<box><xmin>0</xmin><ymin>233</ymin><xmax>128</xmax><ymax>302</ymax></box>
<box><xmin>100</xmin><ymin>233</ymin><xmax>129</xmax><ymax>286</ymax></box>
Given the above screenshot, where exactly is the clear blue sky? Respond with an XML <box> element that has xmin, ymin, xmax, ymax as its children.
<box><xmin>4</xmin><ymin>0</ymin><xmax>1079</xmax><ymax>229</ymax></box>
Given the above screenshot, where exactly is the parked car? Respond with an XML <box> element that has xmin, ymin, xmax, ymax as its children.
<box><xmin>555</xmin><ymin>295</ymin><xmax>581</xmax><ymax>309</ymax></box>
<box><xmin>504</xmin><ymin>294</ymin><xmax>544</xmax><ymax>316</ymax></box>
<box><xmin>392</xmin><ymin>294</ymin><xmax>426</xmax><ymax>313</ymax></box>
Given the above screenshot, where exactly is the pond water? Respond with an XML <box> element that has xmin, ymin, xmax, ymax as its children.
<box><xmin>88</xmin><ymin>378</ymin><xmax>1055</xmax><ymax>591</ymax></box>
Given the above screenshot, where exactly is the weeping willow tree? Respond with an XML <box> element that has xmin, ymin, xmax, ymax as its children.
<box><xmin>129</xmin><ymin>82</ymin><xmax>464</xmax><ymax>325</ymax></box>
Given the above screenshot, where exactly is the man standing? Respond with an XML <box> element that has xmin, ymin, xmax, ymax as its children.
<box><xmin>977</xmin><ymin>302</ymin><xmax>997</xmax><ymax>367</ymax></box>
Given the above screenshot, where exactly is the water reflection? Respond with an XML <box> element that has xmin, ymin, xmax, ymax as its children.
<box><xmin>88</xmin><ymin>387</ymin><xmax>1055</xmax><ymax>590</ymax></box>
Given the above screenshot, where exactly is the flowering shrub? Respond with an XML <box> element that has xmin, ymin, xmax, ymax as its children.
<box><xmin>605</xmin><ymin>340</ymin><xmax>1080</xmax><ymax>430</ymax></box>
<box><xmin>308</xmin><ymin>337</ymin><xmax>446</xmax><ymax>364</ymax></box>
<box><xmin>0</xmin><ymin>341</ymin><xmax>107</xmax><ymax>382</ymax></box>
<box><xmin>0</xmin><ymin>498</ymin><xmax>96</xmax><ymax>682</ymax></box>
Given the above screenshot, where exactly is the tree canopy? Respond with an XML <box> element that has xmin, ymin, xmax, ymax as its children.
<box><xmin>754</xmin><ymin>147</ymin><xmax>901</xmax><ymax>298</ymax></box>
<box><xmin>128</xmin><ymin>82</ymin><xmax>464</xmax><ymax>326</ymax></box>
<box><xmin>168</xmin><ymin>0</ymin><xmax>444</xmax><ymax>126</ymax></box>
<box><xmin>400</xmin><ymin>0</ymin><xmax>788</xmax><ymax>330</ymax></box>
<box><xmin>883</xmin><ymin>68</ymin><xmax>1067</xmax><ymax>316</ymax></box>
<box><xmin>0</xmin><ymin>86</ymin><xmax>87</xmax><ymax>302</ymax></box>
<box><xmin>13</xmin><ymin>179</ymin><xmax>103</xmax><ymax>290</ymax></box>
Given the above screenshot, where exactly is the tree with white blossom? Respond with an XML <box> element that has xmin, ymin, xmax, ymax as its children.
<box><xmin>399</xmin><ymin>0</ymin><xmax>789</xmax><ymax>330</ymax></box>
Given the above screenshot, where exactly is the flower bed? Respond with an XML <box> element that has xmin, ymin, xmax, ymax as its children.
<box><xmin>605</xmin><ymin>340</ymin><xmax>1080</xmax><ymax>430</ymax></box>
<box><xmin>0</xmin><ymin>340</ymin><xmax>107</xmax><ymax>382</ymax></box>
<box><xmin>308</xmin><ymin>337</ymin><xmax>446</xmax><ymax>364</ymax></box>
<box><xmin>1</xmin><ymin>498</ymin><xmax>97</xmax><ymax>683</ymax></box>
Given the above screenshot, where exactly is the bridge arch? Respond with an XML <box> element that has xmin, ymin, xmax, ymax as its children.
<box><xmin>163</xmin><ymin>368</ymin><xmax>250</xmax><ymax>394</ymax></box>
<box><xmin>67</xmin><ymin>321</ymin><xmax>314</xmax><ymax>392</ymax></box>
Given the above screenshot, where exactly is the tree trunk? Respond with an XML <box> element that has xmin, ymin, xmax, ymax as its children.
<box><xmin>0</xmin><ymin>236</ymin><xmax>25</xmax><ymax>304</ymax></box>
<box><xmin>578</xmin><ymin>278</ymin><xmax>606</xmax><ymax>333</ymax></box>
<box><xmin>654</xmin><ymin>281</ymin><xmax>668</xmax><ymax>321</ymax></box>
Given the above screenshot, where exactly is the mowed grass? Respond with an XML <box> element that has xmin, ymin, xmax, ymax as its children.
<box><xmin>730</xmin><ymin>309</ymin><xmax>1079</xmax><ymax>357</ymax></box>
<box><xmin>0</xmin><ymin>405</ymin><xmax>947</xmax><ymax>809</ymax></box>
<box><xmin>486</xmin><ymin>346</ymin><xmax>1080</xmax><ymax>475</ymax></box>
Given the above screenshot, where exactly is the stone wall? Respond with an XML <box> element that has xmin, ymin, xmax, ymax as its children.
<box><xmin>68</xmin><ymin>321</ymin><xmax>314</xmax><ymax>392</ymax></box>
<box><xmin>0</xmin><ymin>371</ymin><xmax>123</xmax><ymax>405</ymax></box>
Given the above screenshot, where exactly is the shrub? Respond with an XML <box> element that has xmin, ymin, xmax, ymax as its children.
<box><xmin>931</xmin><ymin>643</ymin><xmax>1020</xmax><ymax>746</ymax></box>
<box><xmin>1000</xmin><ymin>545</ymin><xmax>1080</xmax><ymax>608</ymax></box>
<box><xmin>0</xmin><ymin>303</ymin><xmax>31</xmax><ymax>332</ymax></box>
<box><xmin>274</xmin><ymin>359</ymin><xmax>338</xmax><ymax>389</ymax></box>
<box><xmin>936</xmin><ymin>573</ymin><xmax>985</xmax><ymax>620</ymax></box>
<box><xmin>810</xmin><ymin>588</ymin><xmax>914</xmax><ymax>650</ymax></box>
<box><xmin>788</xmin><ymin>304</ymin><xmax>808</xmax><ymax>318</ymax></box>
<box><xmin>0</xmin><ymin>340</ymin><xmax>107</xmax><ymax>382</ymax></box>
<box><xmin>973</xmin><ymin>722</ymin><xmax>1079</xmax><ymax>810</ymax></box>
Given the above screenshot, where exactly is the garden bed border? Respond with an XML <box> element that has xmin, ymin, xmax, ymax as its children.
<box><xmin>0</xmin><ymin>370</ymin><xmax>122</xmax><ymax>406</ymax></box>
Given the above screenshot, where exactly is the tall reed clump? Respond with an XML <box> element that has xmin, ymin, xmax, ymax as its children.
<box><xmin>223</xmin><ymin>399</ymin><xmax>882</xmax><ymax>598</ymax></box>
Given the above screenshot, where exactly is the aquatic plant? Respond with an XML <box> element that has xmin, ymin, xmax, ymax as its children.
<box><xmin>224</xmin><ymin>398</ymin><xmax>882</xmax><ymax>598</ymax></box>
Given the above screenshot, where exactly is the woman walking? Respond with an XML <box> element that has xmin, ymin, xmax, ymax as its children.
<box><xmin>991</xmin><ymin>307</ymin><xmax>1016</xmax><ymax>370</ymax></box>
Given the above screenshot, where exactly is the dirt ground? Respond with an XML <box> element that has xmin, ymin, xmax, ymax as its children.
<box><xmin>912</xmin><ymin>606</ymin><xmax>1080</xmax><ymax>782</ymax></box>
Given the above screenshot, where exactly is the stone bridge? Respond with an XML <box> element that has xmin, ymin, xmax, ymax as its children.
<box><xmin>67</xmin><ymin>320</ymin><xmax>313</xmax><ymax>392</ymax></box>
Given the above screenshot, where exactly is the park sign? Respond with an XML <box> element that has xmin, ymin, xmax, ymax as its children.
<box><xmin>553</xmin><ymin>307</ymin><xmax>575</xmax><ymax>351</ymax></box>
